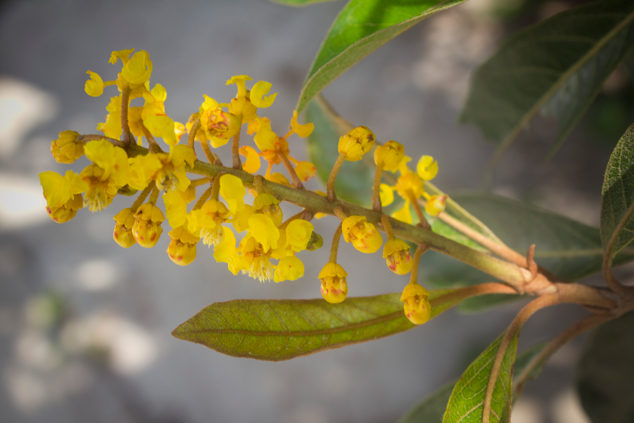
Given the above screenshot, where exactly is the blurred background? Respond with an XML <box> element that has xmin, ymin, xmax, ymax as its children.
<box><xmin>1</xmin><ymin>0</ymin><xmax>633</xmax><ymax>422</ymax></box>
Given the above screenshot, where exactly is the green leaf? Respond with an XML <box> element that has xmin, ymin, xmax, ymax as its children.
<box><xmin>173</xmin><ymin>289</ymin><xmax>463</xmax><ymax>361</ymax></box>
<box><xmin>271</xmin><ymin>0</ymin><xmax>339</xmax><ymax>6</ymax></box>
<box><xmin>423</xmin><ymin>193</ymin><xmax>634</xmax><ymax>287</ymax></box>
<box><xmin>601</xmin><ymin>123</ymin><xmax>634</xmax><ymax>258</ymax></box>
<box><xmin>577</xmin><ymin>311</ymin><xmax>634</xmax><ymax>423</ymax></box>
<box><xmin>460</xmin><ymin>0</ymin><xmax>634</xmax><ymax>160</ymax></box>
<box><xmin>443</xmin><ymin>333</ymin><xmax>517</xmax><ymax>423</ymax></box>
<box><xmin>296</xmin><ymin>0</ymin><xmax>466</xmax><ymax>113</ymax></box>
<box><xmin>306</xmin><ymin>95</ymin><xmax>375</xmax><ymax>206</ymax></box>
<box><xmin>398</xmin><ymin>342</ymin><xmax>546</xmax><ymax>423</ymax></box>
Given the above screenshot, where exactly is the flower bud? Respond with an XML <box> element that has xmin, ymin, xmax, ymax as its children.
<box><xmin>51</xmin><ymin>130</ymin><xmax>84</xmax><ymax>164</ymax></box>
<box><xmin>46</xmin><ymin>194</ymin><xmax>83</xmax><ymax>224</ymax></box>
<box><xmin>338</xmin><ymin>126</ymin><xmax>375</xmax><ymax>161</ymax></box>
<box><xmin>374</xmin><ymin>140</ymin><xmax>404</xmax><ymax>171</ymax></box>
<box><xmin>342</xmin><ymin>215</ymin><xmax>383</xmax><ymax>254</ymax></box>
<box><xmin>400</xmin><ymin>284</ymin><xmax>431</xmax><ymax>325</ymax></box>
<box><xmin>425</xmin><ymin>195</ymin><xmax>447</xmax><ymax>217</ymax></box>
<box><xmin>319</xmin><ymin>262</ymin><xmax>348</xmax><ymax>304</ymax></box>
<box><xmin>113</xmin><ymin>208</ymin><xmax>136</xmax><ymax>248</ymax></box>
<box><xmin>253</xmin><ymin>193</ymin><xmax>283</xmax><ymax>227</ymax></box>
<box><xmin>132</xmin><ymin>203</ymin><xmax>165</xmax><ymax>248</ymax></box>
<box><xmin>167</xmin><ymin>225</ymin><xmax>199</xmax><ymax>266</ymax></box>
<box><xmin>383</xmin><ymin>238</ymin><xmax>412</xmax><ymax>275</ymax></box>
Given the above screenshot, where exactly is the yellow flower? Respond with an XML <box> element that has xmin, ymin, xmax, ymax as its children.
<box><xmin>239</xmin><ymin>146</ymin><xmax>261</xmax><ymax>173</ymax></box>
<box><xmin>226</xmin><ymin>75</ymin><xmax>251</xmax><ymax>98</ymax></box>
<box><xmin>132</xmin><ymin>203</ymin><xmax>165</xmax><ymax>248</ymax></box>
<box><xmin>252</xmin><ymin>117</ymin><xmax>278</xmax><ymax>152</ymax></box>
<box><xmin>97</xmin><ymin>96</ymin><xmax>122</xmax><ymax>139</ymax></box>
<box><xmin>189</xmin><ymin>199</ymin><xmax>231</xmax><ymax>246</ymax></box>
<box><xmin>128</xmin><ymin>153</ymin><xmax>163</xmax><ymax>190</ymax></box>
<box><xmin>163</xmin><ymin>190</ymin><xmax>188</xmax><ymax>228</ymax></box>
<box><xmin>253</xmin><ymin>193</ymin><xmax>283</xmax><ymax>226</ymax></box>
<box><xmin>167</xmin><ymin>224</ymin><xmax>199</xmax><ymax>266</ymax></box>
<box><xmin>85</xmin><ymin>71</ymin><xmax>104</xmax><ymax>97</ymax></box>
<box><xmin>274</xmin><ymin>257</ymin><xmax>304</xmax><ymax>283</ymax></box>
<box><xmin>231</xmin><ymin>204</ymin><xmax>254</xmax><ymax>233</ymax></box>
<box><xmin>342</xmin><ymin>215</ymin><xmax>383</xmax><ymax>254</ymax></box>
<box><xmin>379</xmin><ymin>184</ymin><xmax>395</xmax><ymax>207</ymax></box>
<box><xmin>39</xmin><ymin>170</ymin><xmax>87</xmax><ymax>224</ymax></box>
<box><xmin>213</xmin><ymin>226</ymin><xmax>243</xmax><ymax>275</ymax></box>
<box><xmin>219</xmin><ymin>174</ymin><xmax>246</xmax><ymax>215</ymax></box>
<box><xmin>199</xmin><ymin>97</ymin><xmax>241</xmax><ymax>148</ymax></box>
<box><xmin>338</xmin><ymin>126</ymin><xmax>375</xmax><ymax>161</ymax></box>
<box><xmin>392</xmin><ymin>203</ymin><xmax>412</xmax><ymax>224</ymax></box>
<box><xmin>417</xmin><ymin>155</ymin><xmax>438</xmax><ymax>181</ymax></box>
<box><xmin>81</xmin><ymin>140</ymin><xmax>129</xmax><ymax>212</ymax></box>
<box><xmin>153</xmin><ymin>145</ymin><xmax>196</xmax><ymax>192</ymax></box>
<box><xmin>374</xmin><ymin>140</ymin><xmax>404</xmax><ymax>172</ymax></box>
<box><xmin>250</xmin><ymin>81</ymin><xmax>277</xmax><ymax>108</ymax></box>
<box><xmin>50</xmin><ymin>130</ymin><xmax>84</xmax><ymax>164</ymax></box>
<box><xmin>109</xmin><ymin>49</ymin><xmax>135</xmax><ymax>65</ymax></box>
<box><xmin>128</xmin><ymin>106</ymin><xmax>145</xmax><ymax>139</ymax></box>
<box><xmin>84</xmin><ymin>139</ymin><xmax>129</xmax><ymax>186</ymax></box>
<box><xmin>122</xmin><ymin>50</ymin><xmax>153</xmax><ymax>86</ymax></box>
<box><xmin>295</xmin><ymin>161</ymin><xmax>316</xmax><ymax>182</ymax></box>
<box><xmin>425</xmin><ymin>195</ymin><xmax>447</xmax><ymax>217</ymax></box>
<box><xmin>113</xmin><ymin>208</ymin><xmax>136</xmax><ymax>248</ymax></box>
<box><xmin>290</xmin><ymin>110</ymin><xmax>314</xmax><ymax>138</ymax></box>
<box><xmin>400</xmin><ymin>284</ymin><xmax>431</xmax><ymax>325</ymax></box>
<box><xmin>383</xmin><ymin>238</ymin><xmax>412</xmax><ymax>275</ymax></box>
<box><xmin>141</xmin><ymin>84</ymin><xmax>182</xmax><ymax>146</ymax></box>
<box><xmin>238</xmin><ymin>234</ymin><xmax>275</xmax><ymax>282</ymax></box>
<box><xmin>247</xmin><ymin>214</ymin><xmax>280</xmax><ymax>253</ymax></box>
<box><xmin>285</xmin><ymin>219</ymin><xmax>314</xmax><ymax>253</ymax></box>
<box><xmin>319</xmin><ymin>262</ymin><xmax>348</xmax><ymax>304</ymax></box>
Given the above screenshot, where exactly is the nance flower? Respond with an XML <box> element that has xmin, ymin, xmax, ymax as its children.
<box><xmin>401</xmin><ymin>283</ymin><xmax>432</xmax><ymax>325</ymax></box>
<box><xmin>139</xmin><ymin>83</ymin><xmax>185</xmax><ymax>147</ymax></box>
<box><xmin>319</xmin><ymin>262</ymin><xmax>348</xmax><ymax>304</ymax></box>
<box><xmin>342</xmin><ymin>215</ymin><xmax>383</xmax><ymax>254</ymax></box>
<box><xmin>226</xmin><ymin>75</ymin><xmax>276</xmax><ymax>124</ymax></box>
<box><xmin>50</xmin><ymin>130</ymin><xmax>85</xmax><ymax>164</ymax></box>
<box><xmin>128</xmin><ymin>144</ymin><xmax>196</xmax><ymax>193</ymax></box>
<box><xmin>80</xmin><ymin>139</ymin><xmax>130</xmax><ymax>212</ymax></box>
<box><xmin>186</xmin><ymin>199</ymin><xmax>231</xmax><ymax>246</ymax></box>
<box><xmin>39</xmin><ymin>170</ymin><xmax>87</xmax><ymax>223</ymax></box>
<box><xmin>191</xmin><ymin>95</ymin><xmax>241</xmax><ymax>148</ymax></box>
<box><xmin>167</xmin><ymin>223</ymin><xmax>199</xmax><ymax>266</ymax></box>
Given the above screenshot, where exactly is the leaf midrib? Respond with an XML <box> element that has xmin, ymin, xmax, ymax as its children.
<box><xmin>174</xmin><ymin>309</ymin><xmax>408</xmax><ymax>338</ymax></box>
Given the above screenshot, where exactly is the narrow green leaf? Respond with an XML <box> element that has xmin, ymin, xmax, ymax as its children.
<box><xmin>443</xmin><ymin>333</ymin><xmax>517</xmax><ymax>423</ymax></box>
<box><xmin>305</xmin><ymin>95</ymin><xmax>375</xmax><ymax>206</ymax></box>
<box><xmin>173</xmin><ymin>289</ymin><xmax>462</xmax><ymax>361</ymax></box>
<box><xmin>271</xmin><ymin>0</ymin><xmax>339</xmax><ymax>6</ymax></box>
<box><xmin>296</xmin><ymin>0</ymin><xmax>466</xmax><ymax>113</ymax></box>
<box><xmin>601</xmin><ymin>123</ymin><xmax>634</xmax><ymax>257</ymax></box>
<box><xmin>423</xmin><ymin>193</ymin><xmax>634</xmax><ymax>289</ymax></box>
<box><xmin>398</xmin><ymin>342</ymin><xmax>546</xmax><ymax>423</ymax></box>
<box><xmin>577</xmin><ymin>311</ymin><xmax>634</xmax><ymax>423</ymax></box>
<box><xmin>460</xmin><ymin>0</ymin><xmax>634</xmax><ymax>160</ymax></box>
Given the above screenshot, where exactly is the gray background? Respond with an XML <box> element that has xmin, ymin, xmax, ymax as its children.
<box><xmin>0</xmin><ymin>1</ymin><xmax>629</xmax><ymax>422</ymax></box>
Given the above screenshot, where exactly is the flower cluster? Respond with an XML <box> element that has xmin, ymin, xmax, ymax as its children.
<box><xmin>40</xmin><ymin>48</ymin><xmax>447</xmax><ymax>326</ymax></box>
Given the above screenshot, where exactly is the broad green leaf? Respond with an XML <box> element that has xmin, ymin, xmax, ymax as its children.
<box><xmin>398</xmin><ymin>342</ymin><xmax>546</xmax><ymax>423</ymax></box>
<box><xmin>460</xmin><ymin>0</ymin><xmax>634</xmax><ymax>161</ymax></box>
<box><xmin>423</xmin><ymin>193</ymin><xmax>634</xmax><ymax>288</ymax></box>
<box><xmin>443</xmin><ymin>333</ymin><xmax>517</xmax><ymax>423</ymax></box>
<box><xmin>272</xmin><ymin>0</ymin><xmax>338</xmax><ymax>6</ymax></box>
<box><xmin>173</xmin><ymin>289</ymin><xmax>465</xmax><ymax>361</ymax></box>
<box><xmin>306</xmin><ymin>95</ymin><xmax>375</xmax><ymax>206</ymax></box>
<box><xmin>577</xmin><ymin>311</ymin><xmax>634</xmax><ymax>423</ymax></box>
<box><xmin>296</xmin><ymin>0</ymin><xmax>466</xmax><ymax>113</ymax></box>
<box><xmin>601</xmin><ymin>123</ymin><xmax>634</xmax><ymax>257</ymax></box>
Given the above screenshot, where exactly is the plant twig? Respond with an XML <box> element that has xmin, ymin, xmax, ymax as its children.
<box><xmin>329</xmin><ymin>223</ymin><xmax>343</xmax><ymax>263</ymax></box>
<box><xmin>188</xmin><ymin>119</ymin><xmax>201</xmax><ymax>149</ymax></box>
<box><xmin>120</xmin><ymin>88</ymin><xmax>132</xmax><ymax>145</ymax></box>
<box><xmin>372</xmin><ymin>163</ymin><xmax>384</xmax><ymax>211</ymax></box>
<box><xmin>409</xmin><ymin>244</ymin><xmax>429</xmax><ymax>285</ymax></box>
<box><xmin>129</xmin><ymin>184</ymin><xmax>154</xmax><ymax>212</ymax></box>
<box><xmin>201</xmin><ymin>141</ymin><xmax>216</xmax><ymax>165</ymax></box>
<box><xmin>278</xmin><ymin>150</ymin><xmax>303</xmax><ymax>189</ymax></box>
